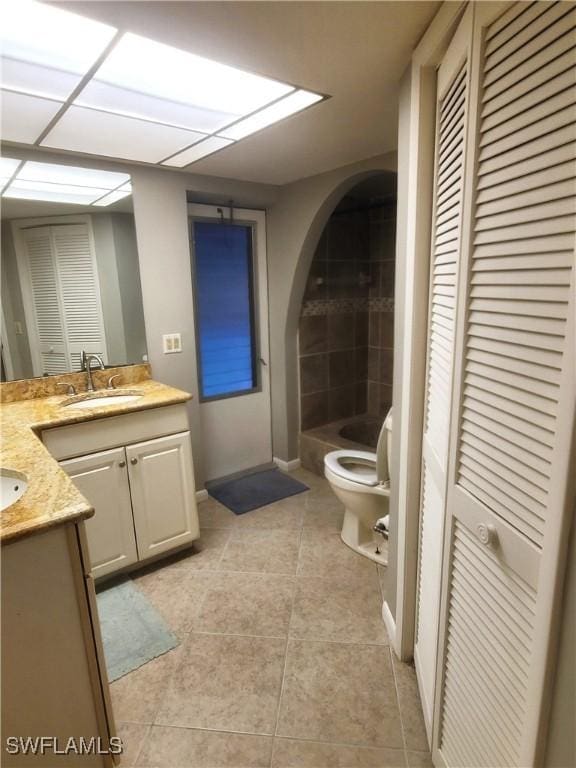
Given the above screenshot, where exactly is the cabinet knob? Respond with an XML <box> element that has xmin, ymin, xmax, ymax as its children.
<box><xmin>130</xmin><ymin>457</ymin><xmax>138</xmax><ymax>465</ymax></box>
<box><xmin>476</xmin><ymin>523</ymin><xmax>498</xmax><ymax>548</ymax></box>
<box><xmin>118</xmin><ymin>460</ymin><xmax>126</xmax><ymax>468</ymax></box>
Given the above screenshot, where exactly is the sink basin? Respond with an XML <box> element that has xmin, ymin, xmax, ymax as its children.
<box><xmin>1</xmin><ymin>469</ymin><xmax>29</xmax><ymax>511</ymax></box>
<box><xmin>62</xmin><ymin>391</ymin><xmax>142</xmax><ymax>410</ymax></box>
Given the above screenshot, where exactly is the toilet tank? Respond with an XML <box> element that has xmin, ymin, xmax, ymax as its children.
<box><xmin>376</xmin><ymin>408</ymin><xmax>393</xmax><ymax>485</ymax></box>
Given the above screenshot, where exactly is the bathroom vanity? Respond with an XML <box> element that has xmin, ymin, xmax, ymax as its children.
<box><xmin>45</xmin><ymin>403</ymin><xmax>198</xmax><ymax>578</ymax></box>
<box><xmin>0</xmin><ymin>365</ymin><xmax>200</xmax><ymax>764</ymax></box>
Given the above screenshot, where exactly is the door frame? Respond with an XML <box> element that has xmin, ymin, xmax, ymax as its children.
<box><xmin>385</xmin><ymin>0</ymin><xmax>467</xmax><ymax>660</ymax></box>
<box><xmin>187</xmin><ymin>203</ymin><xmax>273</xmax><ymax>482</ymax></box>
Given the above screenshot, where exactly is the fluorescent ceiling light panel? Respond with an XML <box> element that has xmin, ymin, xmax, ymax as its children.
<box><xmin>17</xmin><ymin>161</ymin><xmax>130</xmax><ymax>190</ymax></box>
<box><xmin>41</xmin><ymin>105</ymin><xmax>206</xmax><ymax>163</ymax></box>
<box><xmin>3</xmin><ymin>179</ymin><xmax>110</xmax><ymax>205</ymax></box>
<box><xmin>92</xmin><ymin>189</ymin><xmax>132</xmax><ymax>207</ymax></box>
<box><xmin>87</xmin><ymin>32</ymin><xmax>294</xmax><ymax>119</ymax></box>
<box><xmin>162</xmin><ymin>136</ymin><xmax>234</xmax><ymax>168</ymax></box>
<box><xmin>0</xmin><ymin>157</ymin><xmax>21</xmax><ymax>184</ymax></box>
<box><xmin>0</xmin><ymin>89</ymin><xmax>62</xmax><ymax>143</ymax></box>
<box><xmin>76</xmin><ymin>80</ymin><xmax>237</xmax><ymax>134</ymax></box>
<box><xmin>0</xmin><ymin>0</ymin><xmax>117</xmax><ymax>100</ymax></box>
<box><xmin>221</xmin><ymin>90</ymin><xmax>324</xmax><ymax>140</ymax></box>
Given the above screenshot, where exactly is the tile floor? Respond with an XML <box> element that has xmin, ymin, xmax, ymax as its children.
<box><xmin>108</xmin><ymin>468</ymin><xmax>432</xmax><ymax>767</ymax></box>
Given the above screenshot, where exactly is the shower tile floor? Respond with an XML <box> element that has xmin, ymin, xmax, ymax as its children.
<box><xmin>110</xmin><ymin>468</ymin><xmax>432</xmax><ymax>767</ymax></box>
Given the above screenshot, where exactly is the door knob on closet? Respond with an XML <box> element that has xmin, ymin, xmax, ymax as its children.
<box><xmin>130</xmin><ymin>457</ymin><xmax>138</xmax><ymax>465</ymax></box>
<box><xmin>476</xmin><ymin>522</ymin><xmax>497</xmax><ymax>548</ymax></box>
<box><xmin>118</xmin><ymin>460</ymin><xmax>126</xmax><ymax>468</ymax></box>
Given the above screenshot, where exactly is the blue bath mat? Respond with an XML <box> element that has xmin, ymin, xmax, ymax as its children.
<box><xmin>208</xmin><ymin>469</ymin><xmax>309</xmax><ymax>515</ymax></box>
<box><xmin>96</xmin><ymin>580</ymin><xmax>178</xmax><ymax>682</ymax></box>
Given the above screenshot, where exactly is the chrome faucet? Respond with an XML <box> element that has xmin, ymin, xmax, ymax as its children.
<box><xmin>81</xmin><ymin>351</ymin><xmax>105</xmax><ymax>392</ymax></box>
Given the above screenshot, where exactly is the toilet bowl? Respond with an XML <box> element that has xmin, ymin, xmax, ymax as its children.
<box><xmin>324</xmin><ymin>409</ymin><xmax>392</xmax><ymax>565</ymax></box>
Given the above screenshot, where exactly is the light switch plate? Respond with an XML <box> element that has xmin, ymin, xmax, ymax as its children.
<box><xmin>162</xmin><ymin>333</ymin><xmax>182</xmax><ymax>354</ymax></box>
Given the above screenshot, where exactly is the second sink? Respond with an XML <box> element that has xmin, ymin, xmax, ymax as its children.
<box><xmin>62</xmin><ymin>391</ymin><xmax>142</xmax><ymax>410</ymax></box>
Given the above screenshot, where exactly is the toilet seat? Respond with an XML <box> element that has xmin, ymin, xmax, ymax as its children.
<box><xmin>324</xmin><ymin>449</ymin><xmax>379</xmax><ymax>487</ymax></box>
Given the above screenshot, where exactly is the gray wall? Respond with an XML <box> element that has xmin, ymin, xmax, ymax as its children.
<box><xmin>92</xmin><ymin>213</ymin><xmax>128</xmax><ymax>365</ymax></box>
<box><xmin>1</xmin><ymin>225</ymin><xmax>32</xmax><ymax>379</ymax></box>
<box><xmin>130</xmin><ymin>165</ymin><xmax>278</xmax><ymax>487</ymax></box>
<box><xmin>111</xmin><ymin>213</ymin><xmax>147</xmax><ymax>364</ymax></box>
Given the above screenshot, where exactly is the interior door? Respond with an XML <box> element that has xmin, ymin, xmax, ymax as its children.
<box><xmin>414</xmin><ymin>9</ymin><xmax>472</xmax><ymax>736</ymax></box>
<box><xmin>188</xmin><ymin>203</ymin><xmax>272</xmax><ymax>482</ymax></box>
<box><xmin>433</xmin><ymin>2</ymin><xmax>576</xmax><ymax>766</ymax></box>
<box><xmin>15</xmin><ymin>219</ymin><xmax>108</xmax><ymax>376</ymax></box>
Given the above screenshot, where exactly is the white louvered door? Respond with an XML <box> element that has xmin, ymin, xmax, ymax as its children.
<box><xmin>17</xmin><ymin>220</ymin><xmax>107</xmax><ymax>376</ymax></box>
<box><xmin>20</xmin><ymin>226</ymin><xmax>68</xmax><ymax>376</ymax></box>
<box><xmin>433</xmin><ymin>2</ymin><xmax>576</xmax><ymax>766</ymax></box>
<box><xmin>414</xmin><ymin>9</ymin><xmax>472</xmax><ymax>736</ymax></box>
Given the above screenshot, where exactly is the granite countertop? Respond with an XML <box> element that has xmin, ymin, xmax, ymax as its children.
<box><xmin>1</xmin><ymin>378</ymin><xmax>191</xmax><ymax>544</ymax></box>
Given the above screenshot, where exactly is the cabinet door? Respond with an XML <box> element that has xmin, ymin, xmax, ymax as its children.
<box><xmin>60</xmin><ymin>447</ymin><xmax>138</xmax><ymax>578</ymax></box>
<box><xmin>126</xmin><ymin>431</ymin><xmax>199</xmax><ymax>559</ymax></box>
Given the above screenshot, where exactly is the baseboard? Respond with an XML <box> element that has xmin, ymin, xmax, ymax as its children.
<box><xmin>195</xmin><ymin>489</ymin><xmax>209</xmax><ymax>503</ymax></box>
<box><xmin>274</xmin><ymin>456</ymin><xmax>301</xmax><ymax>472</ymax></box>
<box><xmin>382</xmin><ymin>599</ymin><xmax>398</xmax><ymax>654</ymax></box>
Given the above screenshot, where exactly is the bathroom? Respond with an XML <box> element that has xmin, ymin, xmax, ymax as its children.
<box><xmin>1</xmin><ymin>2</ymin><xmax>575</xmax><ymax>768</ymax></box>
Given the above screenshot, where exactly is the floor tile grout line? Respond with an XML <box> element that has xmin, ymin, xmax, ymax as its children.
<box><xmin>272</xmin><ymin>526</ymin><xmax>303</xmax><ymax>739</ymax></box>
<box><xmin>126</xmin><ymin>720</ymin><xmax>410</xmax><ymax>753</ymax></box>
<box><xmin>128</xmin><ymin>722</ymin><xmax>151</xmax><ymax>766</ymax></box>
<box><xmin>389</xmin><ymin>646</ymin><xmax>410</xmax><ymax>768</ymax></box>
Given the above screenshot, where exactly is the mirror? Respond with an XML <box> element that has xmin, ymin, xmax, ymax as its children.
<box><xmin>1</xmin><ymin>161</ymin><xmax>147</xmax><ymax>382</ymax></box>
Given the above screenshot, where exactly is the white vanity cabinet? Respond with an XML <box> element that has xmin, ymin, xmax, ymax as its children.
<box><xmin>44</xmin><ymin>404</ymin><xmax>200</xmax><ymax>578</ymax></box>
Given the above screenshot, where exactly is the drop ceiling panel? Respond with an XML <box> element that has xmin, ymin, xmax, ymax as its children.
<box><xmin>1</xmin><ymin>58</ymin><xmax>80</xmax><ymax>101</ymax></box>
<box><xmin>41</xmin><ymin>105</ymin><xmax>206</xmax><ymax>163</ymax></box>
<box><xmin>17</xmin><ymin>161</ymin><xmax>129</xmax><ymax>189</ymax></box>
<box><xmin>92</xmin><ymin>31</ymin><xmax>294</xmax><ymax>115</ymax></box>
<box><xmin>0</xmin><ymin>90</ymin><xmax>63</xmax><ymax>144</ymax></box>
<box><xmin>76</xmin><ymin>80</ymin><xmax>236</xmax><ymax>133</ymax></box>
<box><xmin>3</xmin><ymin>179</ymin><xmax>109</xmax><ymax>205</ymax></box>
<box><xmin>163</xmin><ymin>136</ymin><xmax>234</xmax><ymax>167</ymax></box>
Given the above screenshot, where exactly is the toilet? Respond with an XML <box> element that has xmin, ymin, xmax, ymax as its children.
<box><xmin>324</xmin><ymin>409</ymin><xmax>392</xmax><ymax>565</ymax></box>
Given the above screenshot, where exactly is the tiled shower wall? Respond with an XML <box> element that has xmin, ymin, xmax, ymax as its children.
<box><xmin>367</xmin><ymin>205</ymin><xmax>396</xmax><ymax>418</ymax></box>
<box><xmin>298</xmin><ymin>203</ymin><xmax>395</xmax><ymax>431</ymax></box>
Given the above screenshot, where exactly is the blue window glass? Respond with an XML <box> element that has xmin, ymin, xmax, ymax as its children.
<box><xmin>193</xmin><ymin>222</ymin><xmax>257</xmax><ymax>400</ymax></box>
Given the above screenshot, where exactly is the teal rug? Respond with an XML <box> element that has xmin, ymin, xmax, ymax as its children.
<box><xmin>96</xmin><ymin>580</ymin><xmax>178</xmax><ymax>682</ymax></box>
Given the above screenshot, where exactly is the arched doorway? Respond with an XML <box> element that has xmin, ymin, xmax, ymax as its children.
<box><xmin>293</xmin><ymin>173</ymin><xmax>397</xmax><ymax>473</ymax></box>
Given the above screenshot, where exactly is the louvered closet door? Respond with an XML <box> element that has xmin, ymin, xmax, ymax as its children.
<box><xmin>434</xmin><ymin>3</ymin><xmax>576</xmax><ymax>767</ymax></box>
<box><xmin>51</xmin><ymin>223</ymin><xmax>107</xmax><ymax>370</ymax></box>
<box><xmin>414</xmin><ymin>9</ymin><xmax>472</xmax><ymax>736</ymax></box>
<box><xmin>20</xmin><ymin>226</ymin><xmax>69</xmax><ymax>376</ymax></box>
<box><xmin>18</xmin><ymin>221</ymin><xmax>107</xmax><ymax>376</ymax></box>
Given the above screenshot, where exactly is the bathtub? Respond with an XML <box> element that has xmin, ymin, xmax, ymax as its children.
<box><xmin>300</xmin><ymin>415</ymin><xmax>383</xmax><ymax>476</ymax></box>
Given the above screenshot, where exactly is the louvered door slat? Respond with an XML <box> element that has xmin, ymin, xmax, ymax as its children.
<box><xmin>483</xmin><ymin>36</ymin><xmax>575</xmax><ymax>109</ymax></box>
<box><xmin>477</xmin><ymin>143</ymin><xmax>575</xmax><ymax>189</ymax></box>
<box><xmin>483</xmin><ymin>5</ymin><xmax>576</xmax><ymax>87</ymax></box>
